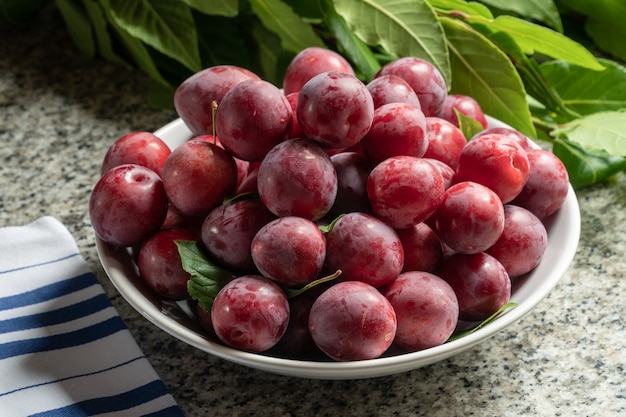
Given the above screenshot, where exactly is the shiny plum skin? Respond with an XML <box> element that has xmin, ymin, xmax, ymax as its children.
<box><xmin>201</xmin><ymin>199</ymin><xmax>276</xmax><ymax>273</ymax></box>
<box><xmin>382</xmin><ymin>271</ymin><xmax>459</xmax><ymax>351</ymax></box>
<box><xmin>89</xmin><ymin>164</ymin><xmax>168</xmax><ymax>247</ymax></box>
<box><xmin>455</xmin><ymin>133</ymin><xmax>530</xmax><ymax>204</ymax></box>
<box><xmin>251</xmin><ymin>216</ymin><xmax>326</xmax><ymax>288</ymax></box>
<box><xmin>308</xmin><ymin>281</ymin><xmax>397</xmax><ymax>361</ymax></box>
<box><xmin>424</xmin><ymin>158</ymin><xmax>455</xmax><ymax>190</ymax></box>
<box><xmin>329</xmin><ymin>152</ymin><xmax>373</xmax><ymax>215</ymax></box>
<box><xmin>366</xmin><ymin>74</ymin><xmax>421</xmax><ymax>109</ymax></box>
<box><xmin>161</xmin><ymin>139</ymin><xmax>238</xmax><ymax>218</ymax></box>
<box><xmin>137</xmin><ymin>227</ymin><xmax>198</xmax><ymax>300</ymax></box>
<box><xmin>283</xmin><ymin>46</ymin><xmax>355</xmax><ymax>95</ymax></box>
<box><xmin>487</xmin><ymin>205</ymin><xmax>548</xmax><ymax>277</ymax></box>
<box><xmin>257</xmin><ymin>138</ymin><xmax>338</xmax><ymax>221</ymax></box>
<box><xmin>423</xmin><ymin>117</ymin><xmax>467</xmax><ymax>170</ymax></box>
<box><xmin>100</xmin><ymin>131</ymin><xmax>171</xmax><ymax>177</ymax></box>
<box><xmin>296</xmin><ymin>71</ymin><xmax>374</xmax><ymax>149</ymax></box>
<box><xmin>439</xmin><ymin>94</ymin><xmax>488</xmax><ymax>129</ymax></box>
<box><xmin>196</xmin><ymin>134</ymin><xmax>249</xmax><ymax>191</ymax></box>
<box><xmin>211</xmin><ymin>275</ymin><xmax>290</xmax><ymax>352</ymax></box>
<box><xmin>367</xmin><ymin>156</ymin><xmax>445</xmax><ymax>229</ymax></box>
<box><xmin>512</xmin><ymin>149</ymin><xmax>570</xmax><ymax>219</ymax></box>
<box><xmin>215</xmin><ymin>79</ymin><xmax>292</xmax><ymax>162</ymax></box>
<box><xmin>375</xmin><ymin>57</ymin><xmax>448</xmax><ymax>117</ymax></box>
<box><xmin>174</xmin><ymin>65</ymin><xmax>260</xmax><ymax>136</ymax></box>
<box><xmin>360</xmin><ymin>102</ymin><xmax>428</xmax><ymax>164</ymax></box>
<box><xmin>438</xmin><ymin>252</ymin><xmax>511</xmax><ymax>321</ymax></box>
<box><xmin>325</xmin><ymin>212</ymin><xmax>404</xmax><ymax>288</ymax></box>
<box><xmin>435</xmin><ymin>181</ymin><xmax>505</xmax><ymax>254</ymax></box>
<box><xmin>396</xmin><ymin>222</ymin><xmax>443</xmax><ymax>273</ymax></box>
<box><xmin>285</xmin><ymin>92</ymin><xmax>302</xmax><ymax>139</ymax></box>
<box><xmin>474</xmin><ymin>127</ymin><xmax>530</xmax><ymax>150</ymax></box>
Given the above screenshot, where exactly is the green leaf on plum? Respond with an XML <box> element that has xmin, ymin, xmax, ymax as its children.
<box><xmin>283</xmin><ymin>270</ymin><xmax>342</xmax><ymax>298</ymax></box>
<box><xmin>105</xmin><ymin>0</ymin><xmax>202</xmax><ymax>73</ymax></box>
<box><xmin>181</xmin><ymin>0</ymin><xmax>238</xmax><ymax>17</ymax></box>
<box><xmin>456</xmin><ymin>110</ymin><xmax>484</xmax><ymax>140</ymax></box>
<box><xmin>552</xmin><ymin>137</ymin><xmax>626</xmax><ymax>189</ymax></box>
<box><xmin>440</xmin><ymin>17</ymin><xmax>536</xmax><ymax>137</ymax></box>
<box><xmin>332</xmin><ymin>0</ymin><xmax>451</xmax><ymax>85</ymax></box>
<box><xmin>249</xmin><ymin>0</ymin><xmax>325</xmax><ymax>54</ymax></box>
<box><xmin>175</xmin><ymin>240</ymin><xmax>235</xmax><ymax>311</ymax></box>
<box><xmin>539</xmin><ymin>59</ymin><xmax>626</xmax><ymax>116</ymax></box>
<box><xmin>447</xmin><ymin>301</ymin><xmax>518</xmax><ymax>342</ymax></box>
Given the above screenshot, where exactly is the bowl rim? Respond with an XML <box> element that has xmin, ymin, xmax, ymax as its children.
<box><xmin>95</xmin><ymin>116</ymin><xmax>581</xmax><ymax>379</ymax></box>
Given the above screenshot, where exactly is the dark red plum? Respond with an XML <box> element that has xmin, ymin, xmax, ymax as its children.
<box><xmin>174</xmin><ymin>65</ymin><xmax>260</xmax><ymax>136</ymax></box>
<box><xmin>382</xmin><ymin>271</ymin><xmax>459</xmax><ymax>351</ymax></box>
<box><xmin>215</xmin><ymin>79</ymin><xmax>292</xmax><ymax>162</ymax></box>
<box><xmin>309</xmin><ymin>281</ymin><xmax>397</xmax><ymax>361</ymax></box>
<box><xmin>297</xmin><ymin>71</ymin><xmax>374</xmax><ymax>149</ymax></box>
<box><xmin>283</xmin><ymin>46</ymin><xmax>355</xmax><ymax>95</ymax></box>
<box><xmin>90</xmin><ymin>164</ymin><xmax>168</xmax><ymax>247</ymax></box>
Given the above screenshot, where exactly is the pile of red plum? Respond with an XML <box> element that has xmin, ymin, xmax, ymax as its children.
<box><xmin>89</xmin><ymin>47</ymin><xmax>570</xmax><ymax>362</ymax></box>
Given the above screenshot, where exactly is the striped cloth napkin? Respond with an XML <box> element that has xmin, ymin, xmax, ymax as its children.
<box><xmin>0</xmin><ymin>216</ymin><xmax>185</xmax><ymax>417</ymax></box>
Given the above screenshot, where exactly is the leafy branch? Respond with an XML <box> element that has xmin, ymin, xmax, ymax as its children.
<box><xmin>4</xmin><ymin>0</ymin><xmax>626</xmax><ymax>188</ymax></box>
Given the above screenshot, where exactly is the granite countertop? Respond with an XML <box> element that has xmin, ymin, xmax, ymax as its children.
<box><xmin>1</xmin><ymin>11</ymin><xmax>625</xmax><ymax>417</ymax></box>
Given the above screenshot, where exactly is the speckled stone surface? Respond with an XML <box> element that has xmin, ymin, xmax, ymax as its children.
<box><xmin>1</xmin><ymin>9</ymin><xmax>625</xmax><ymax>417</ymax></box>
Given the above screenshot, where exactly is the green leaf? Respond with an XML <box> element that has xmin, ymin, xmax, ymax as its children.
<box><xmin>440</xmin><ymin>17</ymin><xmax>536</xmax><ymax>137</ymax></box>
<box><xmin>320</xmin><ymin>0</ymin><xmax>380</xmax><ymax>80</ymax></box>
<box><xmin>181</xmin><ymin>0</ymin><xmax>239</xmax><ymax>17</ymax></box>
<box><xmin>249</xmin><ymin>0</ymin><xmax>325</xmax><ymax>53</ymax></box>
<box><xmin>561</xmin><ymin>0</ymin><xmax>626</xmax><ymax>62</ymax></box>
<box><xmin>456</xmin><ymin>109</ymin><xmax>484</xmax><ymax>139</ymax></box>
<box><xmin>106</xmin><ymin>0</ymin><xmax>202</xmax><ymax>73</ymax></box>
<box><xmin>81</xmin><ymin>0</ymin><xmax>129</xmax><ymax>67</ymax></box>
<box><xmin>332</xmin><ymin>0</ymin><xmax>451</xmax><ymax>85</ymax></box>
<box><xmin>248</xmin><ymin>18</ymin><xmax>284</xmax><ymax>85</ymax></box>
<box><xmin>283</xmin><ymin>270</ymin><xmax>342</xmax><ymax>298</ymax></box>
<box><xmin>539</xmin><ymin>59</ymin><xmax>626</xmax><ymax>116</ymax></box>
<box><xmin>55</xmin><ymin>0</ymin><xmax>96</xmax><ymax>62</ymax></box>
<box><xmin>551</xmin><ymin>110</ymin><xmax>626</xmax><ymax>157</ymax></box>
<box><xmin>193</xmin><ymin>12</ymin><xmax>251</xmax><ymax>70</ymax></box>
<box><xmin>476</xmin><ymin>0</ymin><xmax>562</xmax><ymax>32</ymax></box>
<box><xmin>100</xmin><ymin>0</ymin><xmax>171</xmax><ymax>87</ymax></box>
<box><xmin>282</xmin><ymin>0</ymin><xmax>324</xmax><ymax>19</ymax></box>
<box><xmin>427</xmin><ymin>0</ymin><xmax>493</xmax><ymax>19</ymax></box>
<box><xmin>176</xmin><ymin>240</ymin><xmax>234</xmax><ymax>312</ymax></box>
<box><xmin>467</xmin><ymin>15</ymin><xmax>603</xmax><ymax>71</ymax></box>
<box><xmin>447</xmin><ymin>302</ymin><xmax>518</xmax><ymax>342</ymax></box>
<box><xmin>552</xmin><ymin>138</ymin><xmax>626</xmax><ymax>189</ymax></box>
<box><xmin>584</xmin><ymin>20</ymin><xmax>626</xmax><ymax>64</ymax></box>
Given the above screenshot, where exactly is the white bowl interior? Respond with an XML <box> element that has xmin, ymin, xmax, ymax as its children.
<box><xmin>96</xmin><ymin>116</ymin><xmax>581</xmax><ymax>379</ymax></box>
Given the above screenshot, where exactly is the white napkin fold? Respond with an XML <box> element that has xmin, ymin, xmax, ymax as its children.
<box><xmin>0</xmin><ymin>216</ymin><xmax>184</xmax><ymax>417</ymax></box>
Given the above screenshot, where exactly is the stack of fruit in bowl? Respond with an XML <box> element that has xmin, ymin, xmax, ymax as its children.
<box><xmin>90</xmin><ymin>47</ymin><xmax>571</xmax><ymax>363</ymax></box>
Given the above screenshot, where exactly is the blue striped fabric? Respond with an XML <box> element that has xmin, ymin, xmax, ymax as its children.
<box><xmin>0</xmin><ymin>217</ymin><xmax>185</xmax><ymax>417</ymax></box>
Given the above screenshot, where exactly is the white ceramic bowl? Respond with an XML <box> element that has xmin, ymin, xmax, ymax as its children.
<box><xmin>96</xmin><ymin>116</ymin><xmax>581</xmax><ymax>380</ymax></box>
